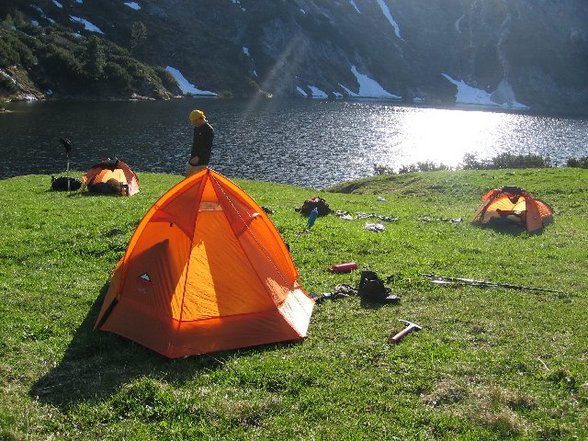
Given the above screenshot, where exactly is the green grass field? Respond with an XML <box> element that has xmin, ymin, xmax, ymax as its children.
<box><xmin>1</xmin><ymin>168</ymin><xmax>587</xmax><ymax>440</ymax></box>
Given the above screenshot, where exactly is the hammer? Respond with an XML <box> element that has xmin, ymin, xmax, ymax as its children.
<box><xmin>389</xmin><ymin>319</ymin><xmax>422</xmax><ymax>344</ymax></box>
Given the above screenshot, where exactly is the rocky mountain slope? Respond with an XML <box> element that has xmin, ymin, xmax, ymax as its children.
<box><xmin>1</xmin><ymin>0</ymin><xmax>587</xmax><ymax>115</ymax></box>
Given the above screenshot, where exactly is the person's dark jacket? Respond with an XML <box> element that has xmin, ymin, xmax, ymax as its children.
<box><xmin>190</xmin><ymin>122</ymin><xmax>214</xmax><ymax>165</ymax></box>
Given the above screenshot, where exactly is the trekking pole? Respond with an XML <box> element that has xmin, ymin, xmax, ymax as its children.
<box><xmin>421</xmin><ymin>273</ymin><xmax>569</xmax><ymax>296</ymax></box>
<box><xmin>60</xmin><ymin>138</ymin><xmax>72</xmax><ymax>171</ymax></box>
<box><xmin>60</xmin><ymin>138</ymin><xmax>72</xmax><ymax>191</ymax></box>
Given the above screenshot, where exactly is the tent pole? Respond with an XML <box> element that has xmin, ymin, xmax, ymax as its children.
<box><xmin>421</xmin><ymin>273</ymin><xmax>569</xmax><ymax>296</ymax></box>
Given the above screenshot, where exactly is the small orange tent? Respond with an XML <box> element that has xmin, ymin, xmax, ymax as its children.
<box><xmin>82</xmin><ymin>159</ymin><xmax>139</xmax><ymax>196</ymax></box>
<box><xmin>95</xmin><ymin>168</ymin><xmax>314</xmax><ymax>358</ymax></box>
<box><xmin>471</xmin><ymin>186</ymin><xmax>553</xmax><ymax>233</ymax></box>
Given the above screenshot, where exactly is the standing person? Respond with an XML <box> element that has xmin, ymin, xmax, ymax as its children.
<box><xmin>186</xmin><ymin>108</ymin><xmax>214</xmax><ymax>177</ymax></box>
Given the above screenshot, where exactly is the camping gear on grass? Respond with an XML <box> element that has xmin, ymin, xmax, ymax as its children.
<box><xmin>300</xmin><ymin>197</ymin><xmax>332</xmax><ymax>216</ymax></box>
<box><xmin>307</xmin><ymin>207</ymin><xmax>319</xmax><ymax>228</ymax></box>
<box><xmin>364</xmin><ymin>222</ymin><xmax>386</xmax><ymax>232</ymax></box>
<box><xmin>95</xmin><ymin>168</ymin><xmax>314</xmax><ymax>358</ymax></box>
<box><xmin>422</xmin><ymin>273</ymin><xmax>568</xmax><ymax>295</ymax></box>
<box><xmin>311</xmin><ymin>283</ymin><xmax>357</xmax><ymax>303</ymax></box>
<box><xmin>60</xmin><ymin>138</ymin><xmax>72</xmax><ymax>170</ymax></box>
<box><xmin>358</xmin><ymin>270</ymin><xmax>400</xmax><ymax>304</ymax></box>
<box><xmin>330</xmin><ymin>262</ymin><xmax>358</xmax><ymax>273</ymax></box>
<box><xmin>50</xmin><ymin>138</ymin><xmax>81</xmax><ymax>191</ymax></box>
<box><xmin>82</xmin><ymin>159</ymin><xmax>139</xmax><ymax>196</ymax></box>
<box><xmin>51</xmin><ymin>176</ymin><xmax>82</xmax><ymax>191</ymax></box>
<box><xmin>471</xmin><ymin>186</ymin><xmax>553</xmax><ymax>233</ymax></box>
<box><xmin>389</xmin><ymin>319</ymin><xmax>422</xmax><ymax>344</ymax></box>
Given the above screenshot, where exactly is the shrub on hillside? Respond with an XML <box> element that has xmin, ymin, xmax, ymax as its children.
<box><xmin>0</xmin><ymin>73</ymin><xmax>18</xmax><ymax>92</ymax></box>
<box><xmin>1</xmin><ymin>19</ymin><xmax>177</xmax><ymax>100</ymax></box>
<box><xmin>373</xmin><ymin>164</ymin><xmax>394</xmax><ymax>175</ymax></box>
<box><xmin>0</xmin><ymin>28</ymin><xmax>37</xmax><ymax>68</ymax></box>
<box><xmin>491</xmin><ymin>153</ymin><xmax>550</xmax><ymax>169</ymax></box>
<box><xmin>398</xmin><ymin>161</ymin><xmax>449</xmax><ymax>173</ymax></box>
<box><xmin>461</xmin><ymin>153</ymin><xmax>550</xmax><ymax>170</ymax></box>
<box><xmin>374</xmin><ymin>161</ymin><xmax>449</xmax><ymax>175</ymax></box>
<box><xmin>567</xmin><ymin>157</ymin><xmax>588</xmax><ymax>168</ymax></box>
<box><xmin>374</xmin><ymin>153</ymin><xmax>553</xmax><ymax>176</ymax></box>
<box><xmin>42</xmin><ymin>43</ymin><xmax>84</xmax><ymax>78</ymax></box>
<box><xmin>104</xmin><ymin>61</ymin><xmax>132</xmax><ymax>90</ymax></box>
<box><xmin>154</xmin><ymin>66</ymin><xmax>179</xmax><ymax>93</ymax></box>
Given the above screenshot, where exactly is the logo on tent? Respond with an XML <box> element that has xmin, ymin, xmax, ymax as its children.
<box><xmin>137</xmin><ymin>273</ymin><xmax>152</xmax><ymax>286</ymax></box>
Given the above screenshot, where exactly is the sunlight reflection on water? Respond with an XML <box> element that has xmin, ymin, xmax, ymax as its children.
<box><xmin>353</xmin><ymin>105</ymin><xmax>587</xmax><ymax>179</ymax></box>
<box><xmin>390</xmin><ymin>108</ymin><xmax>507</xmax><ymax>166</ymax></box>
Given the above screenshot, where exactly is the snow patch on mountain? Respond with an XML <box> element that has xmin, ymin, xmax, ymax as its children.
<box><xmin>442</xmin><ymin>74</ymin><xmax>528</xmax><ymax>110</ymax></box>
<box><xmin>30</xmin><ymin>5</ymin><xmax>56</xmax><ymax>24</ymax></box>
<box><xmin>230</xmin><ymin>0</ymin><xmax>245</xmax><ymax>12</ymax></box>
<box><xmin>349</xmin><ymin>1</ymin><xmax>361</xmax><ymax>13</ymax></box>
<box><xmin>376</xmin><ymin>0</ymin><xmax>403</xmax><ymax>40</ymax></box>
<box><xmin>124</xmin><ymin>2</ymin><xmax>141</xmax><ymax>11</ymax></box>
<box><xmin>69</xmin><ymin>16</ymin><xmax>104</xmax><ymax>34</ymax></box>
<box><xmin>341</xmin><ymin>66</ymin><xmax>401</xmax><ymax>99</ymax></box>
<box><xmin>165</xmin><ymin>66</ymin><xmax>217</xmax><ymax>96</ymax></box>
<box><xmin>296</xmin><ymin>86</ymin><xmax>307</xmax><ymax>97</ymax></box>
<box><xmin>308</xmin><ymin>85</ymin><xmax>328</xmax><ymax>99</ymax></box>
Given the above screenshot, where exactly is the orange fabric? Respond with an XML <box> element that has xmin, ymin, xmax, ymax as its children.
<box><xmin>118</xmin><ymin>160</ymin><xmax>140</xmax><ymax>195</ymax></box>
<box><xmin>525</xmin><ymin>200</ymin><xmax>543</xmax><ymax>233</ymax></box>
<box><xmin>95</xmin><ymin>168</ymin><xmax>314</xmax><ymax>358</ymax></box>
<box><xmin>82</xmin><ymin>160</ymin><xmax>140</xmax><ymax>196</ymax></box>
<box><xmin>471</xmin><ymin>187</ymin><xmax>553</xmax><ymax>232</ymax></box>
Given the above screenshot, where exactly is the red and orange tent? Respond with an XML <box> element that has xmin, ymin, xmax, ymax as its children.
<box><xmin>95</xmin><ymin>168</ymin><xmax>314</xmax><ymax>358</ymax></box>
<box><xmin>471</xmin><ymin>186</ymin><xmax>553</xmax><ymax>233</ymax></box>
<box><xmin>82</xmin><ymin>159</ymin><xmax>139</xmax><ymax>196</ymax></box>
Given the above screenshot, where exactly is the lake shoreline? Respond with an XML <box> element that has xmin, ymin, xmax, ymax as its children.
<box><xmin>3</xmin><ymin>95</ymin><xmax>588</xmax><ymax>119</ymax></box>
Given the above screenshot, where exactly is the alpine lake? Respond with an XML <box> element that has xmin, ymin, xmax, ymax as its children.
<box><xmin>1</xmin><ymin>98</ymin><xmax>587</xmax><ymax>189</ymax></box>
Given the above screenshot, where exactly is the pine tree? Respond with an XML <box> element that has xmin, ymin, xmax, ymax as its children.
<box><xmin>84</xmin><ymin>36</ymin><xmax>105</xmax><ymax>81</ymax></box>
<box><xmin>130</xmin><ymin>21</ymin><xmax>147</xmax><ymax>57</ymax></box>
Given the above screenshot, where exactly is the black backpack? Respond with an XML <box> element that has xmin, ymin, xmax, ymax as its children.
<box><xmin>301</xmin><ymin>197</ymin><xmax>331</xmax><ymax>216</ymax></box>
<box><xmin>358</xmin><ymin>271</ymin><xmax>399</xmax><ymax>304</ymax></box>
<box><xmin>51</xmin><ymin>176</ymin><xmax>82</xmax><ymax>191</ymax></box>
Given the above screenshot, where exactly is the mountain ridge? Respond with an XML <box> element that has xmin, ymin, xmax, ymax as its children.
<box><xmin>1</xmin><ymin>0</ymin><xmax>587</xmax><ymax>116</ymax></box>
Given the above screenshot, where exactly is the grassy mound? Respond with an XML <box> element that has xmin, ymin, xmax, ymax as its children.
<box><xmin>1</xmin><ymin>168</ymin><xmax>587</xmax><ymax>440</ymax></box>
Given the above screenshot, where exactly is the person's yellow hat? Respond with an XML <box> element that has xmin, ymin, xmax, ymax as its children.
<box><xmin>189</xmin><ymin>109</ymin><xmax>205</xmax><ymax>125</ymax></box>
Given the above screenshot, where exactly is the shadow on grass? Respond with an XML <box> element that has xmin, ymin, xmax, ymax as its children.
<box><xmin>30</xmin><ymin>282</ymin><xmax>286</xmax><ymax>408</ymax></box>
<box><xmin>78</xmin><ymin>191</ymin><xmax>125</xmax><ymax>198</ymax></box>
<box><xmin>477</xmin><ymin>221</ymin><xmax>538</xmax><ymax>236</ymax></box>
<box><xmin>359</xmin><ymin>298</ymin><xmax>400</xmax><ymax>309</ymax></box>
<box><xmin>44</xmin><ymin>188</ymin><xmax>126</xmax><ymax>198</ymax></box>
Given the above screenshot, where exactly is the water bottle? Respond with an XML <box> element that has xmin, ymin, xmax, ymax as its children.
<box><xmin>330</xmin><ymin>262</ymin><xmax>358</xmax><ymax>273</ymax></box>
<box><xmin>307</xmin><ymin>207</ymin><xmax>319</xmax><ymax>228</ymax></box>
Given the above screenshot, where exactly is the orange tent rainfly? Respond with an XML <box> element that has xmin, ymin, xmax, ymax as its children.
<box><xmin>82</xmin><ymin>159</ymin><xmax>139</xmax><ymax>196</ymax></box>
<box><xmin>95</xmin><ymin>168</ymin><xmax>315</xmax><ymax>358</ymax></box>
<box><xmin>471</xmin><ymin>186</ymin><xmax>553</xmax><ymax>233</ymax></box>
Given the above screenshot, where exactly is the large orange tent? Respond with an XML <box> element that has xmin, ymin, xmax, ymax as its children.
<box><xmin>471</xmin><ymin>186</ymin><xmax>553</xmax><ymax>233</ymax></box>
<box><xmin>95</xmin><ymin>168</ymin><xmax>314</xmax><ymax>358</ymax></box>
<box><xmin>82</xmin><ymin>159</ymin><xmax>140</xmax><ymax>196</ymax></box>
